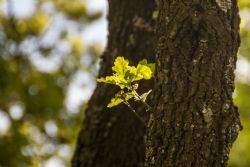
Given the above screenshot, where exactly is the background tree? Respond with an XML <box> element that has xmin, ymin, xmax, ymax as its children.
<box><xmin>72</xmin><ymin>0</ymin><xmax>156</xmax><ymax>166</ymax></box>
<box><xmin>146</xmin><ymin>1</ymin><xmax>242</xmax><ymax>166</ymax></box>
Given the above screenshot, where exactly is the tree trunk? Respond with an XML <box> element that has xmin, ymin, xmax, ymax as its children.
<box><xmin>146</xmin><ymin>1</ymin><xmax>242</xmax><ymax>167</ymax></box>
<box><xmin>72</xmin><ymin>0</ymin><xmax>156</xmax><ymax>167</ymax></box>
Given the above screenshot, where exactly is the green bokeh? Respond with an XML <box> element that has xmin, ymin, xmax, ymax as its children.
<box><xmin>0</xmin><ymin>0</ymin><xmax>102</xmax><ymax>166</ymax></box>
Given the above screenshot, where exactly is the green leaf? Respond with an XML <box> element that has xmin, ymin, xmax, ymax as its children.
<box><xmin>124</xmin><ymin>66</ymin><xmax>137</xmax><ymax>81</ymax></box>
<box><xmin>138</xmin><ymin>59</ymin><xmax>155</xmax><ymax>74</ymax></box>
<box><xmin>140</xmin><ymin>89</ymin><xmax>152</xmax><ymax>102</ymax></box>
<box><xmin>97</xmin><ymin>76</ymin><xmax>116</xmax><ymax>84</ymax></box>
<box><xmin>107</xmin><ymin>97</ymin><xmax>124</xmax><ymax>108</ymax></box>
<box><xmin>97</xmin><ymin>57</ymin><xmax>155</xmax><ymax>86</ymax></box>
<box><xmin>112</xmin><ymin>56</ymin><xmax>129</xmax><ymax>76</ymax></box>
<box><xmin>97</xmin><ymin>75</ymin><xmax>128</xmax><ymax>89</ymax></box>
<box><xmin>125</xmin><ymin>92</ymin><xmax>134</xmax><ymax>101</ymax></box>
<box><xmin>136</xmin><ymin>64</ymin><xmax>153</xmax><ymax>80</ymax></box>
<box><xmin>107</xmin><ymin>91</ymin><xmax>135</xmax><ymax>108</ymax></box>
<box><xmin>138</xmin><ymin>59</ymin><xmax>147</xmax><ymax>65</ymax></box>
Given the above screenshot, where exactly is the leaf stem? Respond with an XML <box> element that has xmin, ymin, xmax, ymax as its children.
<box><xmin>123</xmin><ymin>100</ymin><xmax>146</xmax><ymax>126</ymax></box>
<box><xmin>132</xmin><ymin>90</ymin><xmax>152</xmax><ymax>111</ymax></box>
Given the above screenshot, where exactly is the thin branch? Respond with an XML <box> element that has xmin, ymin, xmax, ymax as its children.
<box><xmin>132</xmin><ymin>90</ymin><xmax>152</xmax><ymax>112</ymax></box>
<box><xmin>123</xmin><ymin>100</ymin><xmax>146</xmax><ymax>126</ymax></box>
<box><xmin>141</xmin><ymin>101</ymin><xmax>152</xmax><ymax>112</ymax></box>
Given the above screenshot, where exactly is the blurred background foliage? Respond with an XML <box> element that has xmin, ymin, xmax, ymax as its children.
<box><xmin>0</xmin><ymin>0</ymin><xmax>105</xmax><ymax>166</ymax></box>
<box><xmin>229</xmin><ymin>1</ymin><xmax>250</xmax><ymax>167</ymax></box>
<box><xmin>0</xmin><ymin>0</ymin><xmax>249</xmax><ymax>167</ymax></box>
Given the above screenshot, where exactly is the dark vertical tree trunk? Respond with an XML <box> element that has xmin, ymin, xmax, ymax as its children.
<box><xmin>72</xmin><ymin>0</ymin><xmax>156</xmax><ymax>167</ymax></box>
<box><xmin>146</xmin><ymin>1</ymin><xmax>242</xmax><ymax>167</ymax></box>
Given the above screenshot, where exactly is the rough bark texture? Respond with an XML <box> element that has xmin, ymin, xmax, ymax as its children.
<box><xmin>146</xmin><ymin>1</ymin><xmax>242</xmax><ymax>167</ymax></box>
<box><xmin>72</xmin><ymin>0</ymin><xmax>156</xmax><ymax>167</ymax></box>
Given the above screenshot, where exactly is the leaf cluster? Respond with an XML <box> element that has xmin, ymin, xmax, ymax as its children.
<box><xmin>97</xmin><ymin>56</ymin><xmax>154</xmax><ymax>108</ymax></box>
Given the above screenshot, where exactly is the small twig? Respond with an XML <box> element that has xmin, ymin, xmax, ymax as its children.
<box><xmin>123</xmin><ymin>100</ymin><xmax>146</xmax><ymax>126</ymax></box>
<box><xmin>132</xmin><ymin>90</ymin><xmax>152</xmax><ymax>112</ymax></box>
<box><xmin>142</xmin><ymin>101</ymin><xmax>152</xmax><ymax>112</ymax></box>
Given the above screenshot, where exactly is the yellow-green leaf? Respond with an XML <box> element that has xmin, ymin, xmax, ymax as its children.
<box><xmin>112</xmin><ymin>56</ymin><xmax>129</xmax><ymax>76</ymax></box>
<box><xmin>138</xmin><ymin>59</ymin><xmax>155</xmax><ymax>74</ymax></box>
<box><xmin>136</xmin><ymin>64</ymin><xmax>153</xmax><ymax>80</ymax></box>
<box><xmin>107</xmin><ymin>97</ymin><xmax>123</xmax><ymax>108</ymax></box>
<box><xmin>97</xmin><ymin>75</ymin><xmax>127</xmax><ymax>88</ymax></box>
<box><xmin>140</xmin><ymin>90</ymin><xmax>152</xmax><ymax>102</ymax></box>
<box><xmin>125</xmin><ymin>92</ymin><xmax>134</xmax><ymax>101</ymax></box>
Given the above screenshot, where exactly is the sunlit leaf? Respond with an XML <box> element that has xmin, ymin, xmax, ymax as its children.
<box><xmin>138</xmin><ymin>59</ymin><xmax>155</xmax><ymax>74</ymax></box>
<box><xmin>140</xmin><ymin>89</ymin><xmax>152</xmax><ymax>102</ymax></box>
<box><xmin>136</xmin><ymin>64</ymin><xmax>153</xmax><ymax>80</ymax></box>
<box><xmin>112</xmin><ymin>56</ymin><xmax>129</xmax><ymax>76</ymax></box>
<box><xmin>107</xmin><ymin>97</ymin><xmax>123</xmax><ymax>108</ymax></box>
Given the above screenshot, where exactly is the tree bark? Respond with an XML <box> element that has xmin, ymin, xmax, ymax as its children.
<box><xmin>146</xmin><ymin>1</ymin><xmax>242</xmax><ymax>167</ymax></box>
<box><xmin>72</xmin><ymin>0</ymin><xmax>156</xmax><ymax>167</ymax></box>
